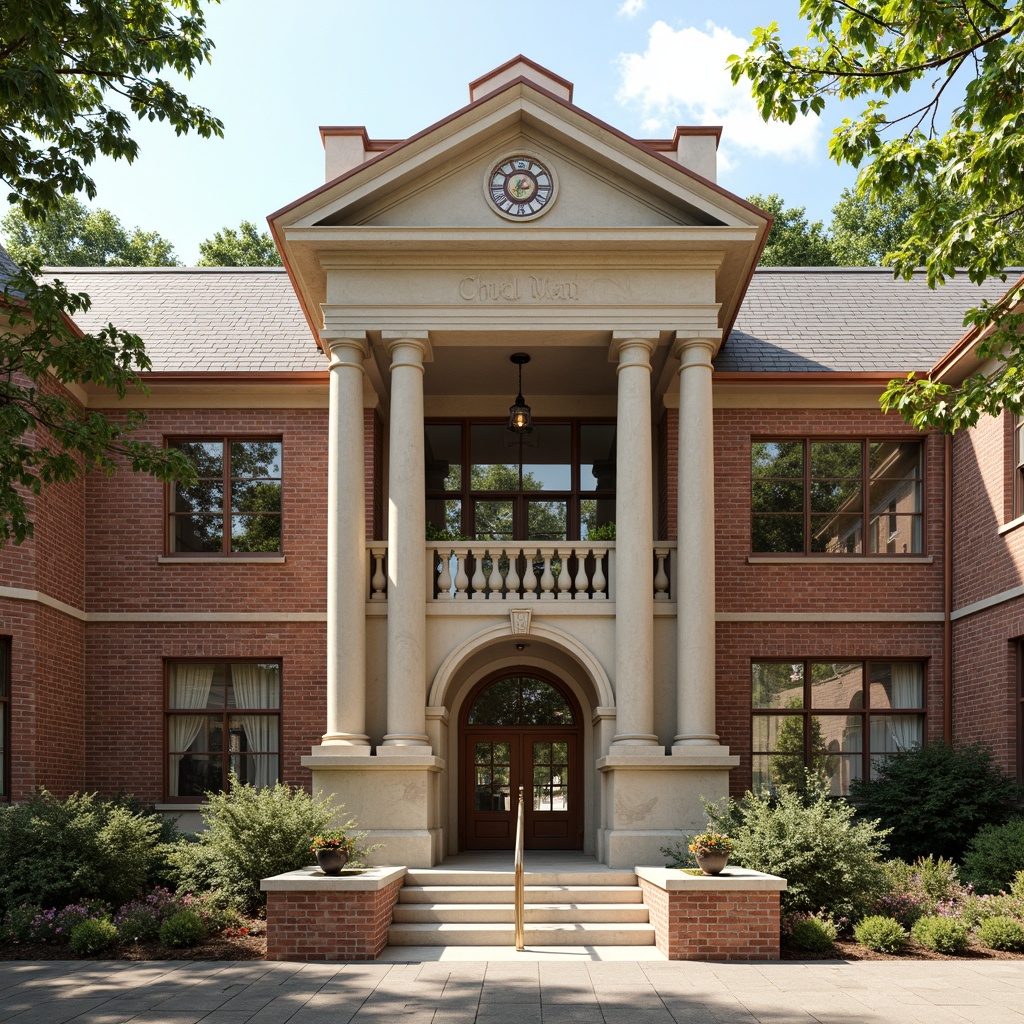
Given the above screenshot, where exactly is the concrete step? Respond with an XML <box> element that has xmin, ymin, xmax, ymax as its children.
<box><xmin>398</xmin><ymin>884</ymin><xmax>644</xmax><ymax>905</ymax></box>
<box><xmin>387</xmin><ymin>921</ymin><xmax>657</xmax><ymax>946</ymax></box>
<box><xmin>403</xmin><ymin>868</ymin><xmax>637</xmax><ymax>887</ymax></box>
<box><xmin>391</xmin><ymin>902</ymin><xmax>650</xmax><ymax>924</ymax></box>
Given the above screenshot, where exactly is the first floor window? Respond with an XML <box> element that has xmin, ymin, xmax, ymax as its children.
<box><xmin>166</xmin><ymin>660</ymin><xmax>280</xmax><ymax>799</ymax></box>
<box><xmin>0</xmin><ymin>638</ymin><xmax>9</xmax><ymax>801</ymax></box>
<box><xmin>752</xmin><ymin>659</ymin><xmax>925</xmax><ymax>795</ymax></box>
<box><xmin>168</xmin><ymin>438</ymin><xmax>283</xmax><ymax>555</ymax></box>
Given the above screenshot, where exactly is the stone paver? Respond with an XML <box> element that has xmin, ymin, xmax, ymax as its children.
<box><xmin>0</xmin><ymin>959</ymin><xmax>1022</xmax><ymax>1024</ymax></box>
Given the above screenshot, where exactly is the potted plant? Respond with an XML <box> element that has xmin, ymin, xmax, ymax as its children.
<box><xmin>688</xmin><ymin>831</ymin><xmax>733</xmax><ymax>875</ymax></box>
<box><xmin>310</xmin><ymin>831</ymin><xmax>356</xmax><ymax>875</ymax></box>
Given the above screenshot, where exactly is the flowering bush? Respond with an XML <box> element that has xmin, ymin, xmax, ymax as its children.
<box><xmin>29</xmin><ymin>902</ymin><xmax>108</xmax><ymax>944</ymax></box>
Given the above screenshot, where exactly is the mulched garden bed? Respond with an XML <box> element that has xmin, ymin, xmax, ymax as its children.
<box><xmin>783</xmin><ymin>938</ymin><xmax>1024</xmax><ymax>961</ymax></box>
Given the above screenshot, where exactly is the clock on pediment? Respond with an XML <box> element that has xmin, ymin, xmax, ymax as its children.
<box><xmin>485</xmin><ymin>154</ymin><xmax>557</xmax><ymax>221</ymax></box>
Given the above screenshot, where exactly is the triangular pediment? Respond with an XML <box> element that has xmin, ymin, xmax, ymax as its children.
<box><xmin>274</xmin><ymin>79</ymin><xmax>762</xmax><ymax>234</ymax></box>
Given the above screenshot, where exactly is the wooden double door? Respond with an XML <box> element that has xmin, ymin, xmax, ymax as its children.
<box><xmin>460</xmin><ymin>672</ymin><xmax>583</xmax><ymax>851</ymax></box>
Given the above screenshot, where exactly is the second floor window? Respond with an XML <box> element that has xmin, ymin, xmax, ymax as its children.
<box><xmin>751</xmin><ymin>438</ymin><xmax>923</xmax><ymax>555</ymax></box>
<box><xmin>0</xmin><ymin>638</ymin><xmax>9</xmax><ymax>802</ymax></box>
<box><xmin>425</xmin><ymin>421</ymin><xmax>615</xmax><ymax>542</ymax></box>
<box><xmin>169</xmin><ymin>439</ymin><xmax>282</xmax><ymax>555</ymax></box>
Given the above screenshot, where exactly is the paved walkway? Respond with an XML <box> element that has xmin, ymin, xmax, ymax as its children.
<box><xmin>0</xmin><ymin>957</ymin><xmax>1023</xmax><ymax>1024</ymax></box>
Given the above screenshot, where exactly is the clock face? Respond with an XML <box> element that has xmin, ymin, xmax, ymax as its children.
<box><xmin>487</xmin><ymin>156</ymin><xmax>556</xmax><ymax>220</ymax></box>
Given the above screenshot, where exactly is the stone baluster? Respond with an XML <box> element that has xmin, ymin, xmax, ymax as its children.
<box><xmin>471</xmin><ymin>549</ymin><xmax>487</xmax><ymax>600</ymax></box>
<box><xmin>556</xmin><ymin>550</ymin><xmax>571</xmax><ymax>598</ymax></box>
<box><xmin>436</xmin><ymin>548</ymin><xmax>452</xmax><ymax>600</ymax></box>
<box><xmin>506</xmin><ymin>550</ymin><xmax>521</xmax><ymax>599</ymax></box>
<box><xmin>574</xmin><ymin>548</ymin><xmax>590</xmax><ymax>599</ymax></box>
<box><xmin>370</xmin><ymin>547</ymin><xmax>387</xmax><ymax>601</ymax></box>
<box><xmin>453</xmin><ymin>552</ymin><xmax>469</xmax><ymax>600</ymax></box>
<box><xmin>592</xmin><ymin>551</ymin><xmax>607</xmax><ymax>600</ymax></box>
<box><xmin>540</xmin><ymin>550</ymin><xmax>556</xmax><ymax>599</ymax></box>
<box><xmin>523</xmin><ymin>550</ymin><xmax>540</xmax><ymax>599</ymax></box>
<box><xmin>654</xmin><ymin>548</ymin><xmax>670</xmax><ymax>601</ymax></box>
<box><xmin>487</xmin><ymin>551</ymin><xmax>503</xmax><ymax>598</ymax></box>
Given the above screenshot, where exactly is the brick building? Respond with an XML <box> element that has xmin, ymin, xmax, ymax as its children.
<box><xmin>1</xmin><ymin>58</ymin><xmax>1021</xmax><ymax>868</ymax></box>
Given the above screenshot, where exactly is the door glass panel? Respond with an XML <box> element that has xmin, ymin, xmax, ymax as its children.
<box><xmin>471</xmin><ymin>425</ymin><xmax>518</xmax><ymax>491</ymax></box>
<box><xmin>528</xmin><ymin>500</ymin><xmax>567</xmax><ymax>541</ymax></box>
<box><xmin>425</xmin><ymin>424</ymin><xmax>463</xmax><ymax>491</ymax></box>
<box><xmin>523</xmin><ymin>425</ymin><xmax>571</xmax><ymax>490</ymax></box>
<box><xmin>474</xmin><ymin>500</ymin><xmax>514</xmax><ymax>541</ymax></box>
<box><xmin>533</xmin><ymin>740</ymin><xmax>569</xmax><ymax>812</ymax></box>
<box><xmin>473</xmin><ymin>741</ymin><xmax>511</xmax><ymax>812</ymax></box>
<box><xmin>580</xmin><ymin>424</ymin><xmax>616</xmax><ymax>491</ymax></box>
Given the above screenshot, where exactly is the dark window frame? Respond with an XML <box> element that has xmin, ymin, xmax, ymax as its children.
<box><xmin>166</xmin><ymin>436</ymin><xmax>283</xmax><ymax>556</ymax></box>
<box><xmin>425</xmin><ymin>418</ymin><xmax>616</xmax><ymax>542</ymax></box>
<box><xmin>0</xmin><ymin>637</ymin><xmax>9</xmax><ymax>802</ymax></box>
<box><xmin>750</xmin><ymin>436</ymin><xmax>926</xmax><ymax>556</ymax></box>
<box><xmin>1013</xmin><ymin>417</ymin><xmax>1024</xmax><ymax>522</ymax></box>
<box><xmin>751</xmin><ymin>657</ymin><xmax>927</xmax><ymax>795</ymax></box>
<box><xmin>163</xmin><ymin>657</ymin><xmax>282</xmax><ymax>803</ymax></box>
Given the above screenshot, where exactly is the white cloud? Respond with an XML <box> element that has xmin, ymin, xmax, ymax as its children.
<box><xmin>617</xmin><ymin>0</ymin><xmax>647</xmax><ymax>16</ymax></box>
<box><xmin>617</xmin><ymin>20</ymin><xmax>821</xmax><ymax>164</ymax></box>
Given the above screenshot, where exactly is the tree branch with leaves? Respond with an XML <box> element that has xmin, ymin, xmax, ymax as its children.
<box><xmin>730</xmin><ymin>1</ymin><xmax>1024</xmax><ymax>431</ymax></box>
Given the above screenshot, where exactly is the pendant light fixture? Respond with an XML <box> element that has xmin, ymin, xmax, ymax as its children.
<box><xmin>507</xmin><ymin>352</ymin><xmax>533</xmax><ymax>435</ymax></box>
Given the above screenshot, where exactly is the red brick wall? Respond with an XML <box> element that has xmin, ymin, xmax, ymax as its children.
<box><xmin>948</xmin><ymin>411</ymin><xmax>1024</xmax><ymax>778</ymax></box>
<box><xmin>714</xmin><ymin>408</ymin><xmax>945</xmax><ymax>614</ymax></box>
<box><xmin>84</xmin><ymin>622</ymin><xmax>326</xmax><ymax>801</ymax></box>
<box><xmin>640</xmin><ymin>879</ymin><xmax>780</xmax><ymax>961</ymax></box>
<box><xmin>265</xmin><ymin>878</ymin><xmax>403</xmax><ymax>960</ymax></box>
<box><xmin>83</xmin><ymin>408</ymin><xmax>330</xmax><ymax>613</ymax></box>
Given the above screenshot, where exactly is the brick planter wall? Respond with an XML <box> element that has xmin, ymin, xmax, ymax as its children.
<box><xmin>637</xmin><ymin>868</ymin><xmax>784</xmax><ymax>961</ymax></box>
<box><xmin>263</xmin><ymin>868</ymin><xmax>405</xmax><ymax>961</ymax></box>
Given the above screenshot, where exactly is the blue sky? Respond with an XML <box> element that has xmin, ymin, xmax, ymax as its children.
<box><xmin>64</xmin><ymin>1</ymin><xmax>866</xmax><ymax>262</ymax></box>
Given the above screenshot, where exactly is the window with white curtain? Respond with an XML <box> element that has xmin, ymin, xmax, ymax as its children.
<box><xmin>166</xmin><ymin>661</ymin><xmax>280</xmax><ymax>799</ymax></box>
<box><xmin>752</xmin><ymin>659</ymin><xmax>924</xmax><ymax>796</ymax></box>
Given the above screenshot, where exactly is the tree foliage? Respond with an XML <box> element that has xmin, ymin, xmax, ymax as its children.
<box><xmin>730</xmin><ymin>2</ymin><xmax>1024</xmax><ymax>431</ymax></box>
<box><xmin>1</xmin><ymin>0</ymin><xmax>223</xmax><ymax>219</ymax></box>
<box><xmin>197</xmin><ymin>220</ymin><xmax>281</xmax><ymax>266</ymax></box>
<box><xmin>2</xmin><ymin>196</ymin><xmax>178</xmax><ymax>267</ymax></box>
<box><xmin>0</xmin><ymin>266</ymin><xmax>196</xmax><ymax>544</ymax></box>
<box><xmin>0</xmin><ymin>0</ymin><xmax>219</xmax><ymax>543</ymax></box>
<box><xmin>749</xmin><ymin>192</ymin><xmax>835</xmax><ymax>266</ymax></box>
<box><xmin>829</xmin><ymin>183</ymin><xmax>941</xmax><ymax>267</ymax></box>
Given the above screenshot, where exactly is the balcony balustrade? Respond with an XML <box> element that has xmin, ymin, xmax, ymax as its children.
<box><xmin>365</xmin><ymin>543</ymin><xmax>675</xmax><ymax>603</ymax></box>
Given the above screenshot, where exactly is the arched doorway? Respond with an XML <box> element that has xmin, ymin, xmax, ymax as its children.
<box><xmin>459</xmin><ymin>671</ymin><xmax>583</xmax><ymax>851</ymax></box>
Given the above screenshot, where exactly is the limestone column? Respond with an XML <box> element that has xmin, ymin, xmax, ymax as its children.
<box><xmin>321</xmin><ymin>333</ymin><xmax>371</xmax><ymax>752</ymax></box>
<box><xmin>610</xmin><ymin>332</ymin><xmax>660</xmax><ymax>749</ymax></box>
<box><xmin>673</xmin><ymin>334</ymin><xmax>721</xmax><ymax>748</ymax></box>
<box><xmin>381</xmin><ymin>332</ymin><xmax>432</xmax><ymax>750</ymax></box>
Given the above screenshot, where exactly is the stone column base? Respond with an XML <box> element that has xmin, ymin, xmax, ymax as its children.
<box><xmin>595</xmin><ymin>748</ymin><xmax>738</xmax><ymax>868</ymax></box>
<box><xmin>302</xmin><ymin>751</ymin><xmax>446</xmax><ymax>867</ymax></box>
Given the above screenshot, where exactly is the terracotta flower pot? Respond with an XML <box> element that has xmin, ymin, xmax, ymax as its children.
<box><xmin>694</xmin><ymin>851</ymin><xmax>729</xmax><ymax>875</ymax></box>
<box><xmin>315</xmin><ymin>848</ymin><xmax>349</xmax><ymax>875</ymax></box>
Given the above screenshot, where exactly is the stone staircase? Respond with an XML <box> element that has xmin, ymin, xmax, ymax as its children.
<box><xmin>388</xmin><ymin>862</ymin><xmax>655</xmax><ymax>947</ymax></box>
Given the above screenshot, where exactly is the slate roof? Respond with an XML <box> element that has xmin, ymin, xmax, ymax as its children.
<box><xmin>36</xmin><ymin>266</ymin><xmax>322</xmax><ymax>372</ymax></box>
<box><xmin>721</xmin><ymin>267</ymin><xmax>1017</xmax><ymax>373</ymax></box>
<box><xmin>0</xmin><ymin>243</ymin><xmax>22</xmax><ymax>293</ymax></box>
<box><xmin>32</xmin><ymin>263</ymin><xmax>1019</xmax><ymax>375</ymax></box>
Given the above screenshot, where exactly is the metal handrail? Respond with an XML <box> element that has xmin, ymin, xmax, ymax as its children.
<box><xmin>514</xmin><ymin>785</ymin><xmax>525</xmax><ymax>952</ymax></box>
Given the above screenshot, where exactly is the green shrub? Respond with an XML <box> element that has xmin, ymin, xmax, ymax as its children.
<box><xmin>0</xmin><ymin>790</ymin><xmax>164</xmax><ymax>916</ymax></box>
<box><xmin>159</xmin><ymin>909</ymin><xmax>206</xmax><ymax>948</ymax></box>
<box><xmin>850</xmin><ymin>742</ymin><xmax>1020</xmax><ymax>862</ymax></box>
<box><xmin>70</xmin><ymin>918</ymin><xmax>117</xmax><ymax>956</ymax></box>
<box><xmin>790</xmin><ymin>914</ymin><xmax>838</xmax><ymax>952</ymax></box>
<box><xmin>0</xmin><ymin>905</ymin><xmax>40</xmax><ymax>944</ymax></box>
<box><xmin>977</xmin><ymin>916</ymin><xmax>1024</xmax><ymax>952</ymax></box>
<box><xmin>704</xmin><ymin>773</ymin><xmax>889</xmax><ymax>920</ymax></box>
<box><xmin>168</xmin><ymin>774</ymin><xmax>340</xmax><ymax>914</ymax></box>
<box><xmin>854</xmin><ymin>915</ymin><xmax>907</xmax><ymax>954</ymax></box>
<box><xmin>911</xmin><ymin>915</ymin><xmax>970</xmax><ymax>954</ymax></box>
<box><xmin>962</xmin><ymin>817</ymin><xmax>1024</xmax><ymax>895</ymax></box>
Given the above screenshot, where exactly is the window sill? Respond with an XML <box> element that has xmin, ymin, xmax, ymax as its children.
<box><xmin>747</xmin><ymin>555</ymin><xmax>934</xmax><ymax>565</ymax></box>
<box><xmin>157</xmin><ymin>556</ymin><xmax>286</xmax><ymax>564</ymax></box>
<box><xmin>998</xmin><ymin>514</ymin><xmax>1024</xmax><ymax>536</ymax></box>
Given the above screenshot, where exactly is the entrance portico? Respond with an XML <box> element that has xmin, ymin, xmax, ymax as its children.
<box><xmin>279</xmin><ymin>57</ymin><xmax>767</xmax><ymax>866</ymax></box>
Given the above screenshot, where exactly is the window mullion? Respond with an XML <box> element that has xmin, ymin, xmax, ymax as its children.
<box><xmin>804</xmin><ymin>441</ymin><xmax>811</xmax><ymax>556</ymax></box>
<box><xmin>223</xmin><ymin>437</ymin><xmax>232</xmax><ymax>554</ymax></box>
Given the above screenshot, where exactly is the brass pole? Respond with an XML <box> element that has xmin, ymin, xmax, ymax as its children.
<box><xmin>514</xmin><ymin>784</ymin><xmax>525</xmax><ymax>951</ymax></box>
